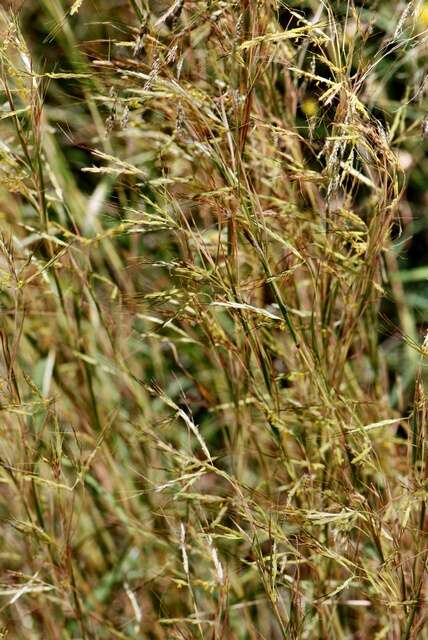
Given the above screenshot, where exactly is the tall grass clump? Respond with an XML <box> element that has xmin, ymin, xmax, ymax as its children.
<box><xmin>0</xmin><ymin>0</ymin><xmax>428</xmax><ymax>637</ymax></box>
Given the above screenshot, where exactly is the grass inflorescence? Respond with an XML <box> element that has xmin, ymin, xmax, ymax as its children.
<box><xmin>0</xmin><ymin>1</ymin><xmax>428</xmax><ymax>638</ymax></box>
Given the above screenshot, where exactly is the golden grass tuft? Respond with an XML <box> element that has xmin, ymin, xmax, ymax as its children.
<box><xmin>0</xmin><ymin>1</ymin><xmax>427</xmax><ymax>638</ymax></box>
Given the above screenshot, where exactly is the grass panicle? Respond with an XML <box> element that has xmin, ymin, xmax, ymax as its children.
<box><xmin>0</xmin><ymin>1</ymin><xmax>427</xmax><ymax>638</ymax></box>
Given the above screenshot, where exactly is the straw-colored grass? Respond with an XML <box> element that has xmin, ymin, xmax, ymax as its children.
<box><xmin>0</xmin><ymin>1</ymin><xmax>428</xmax><ymax>638</ymax></box>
